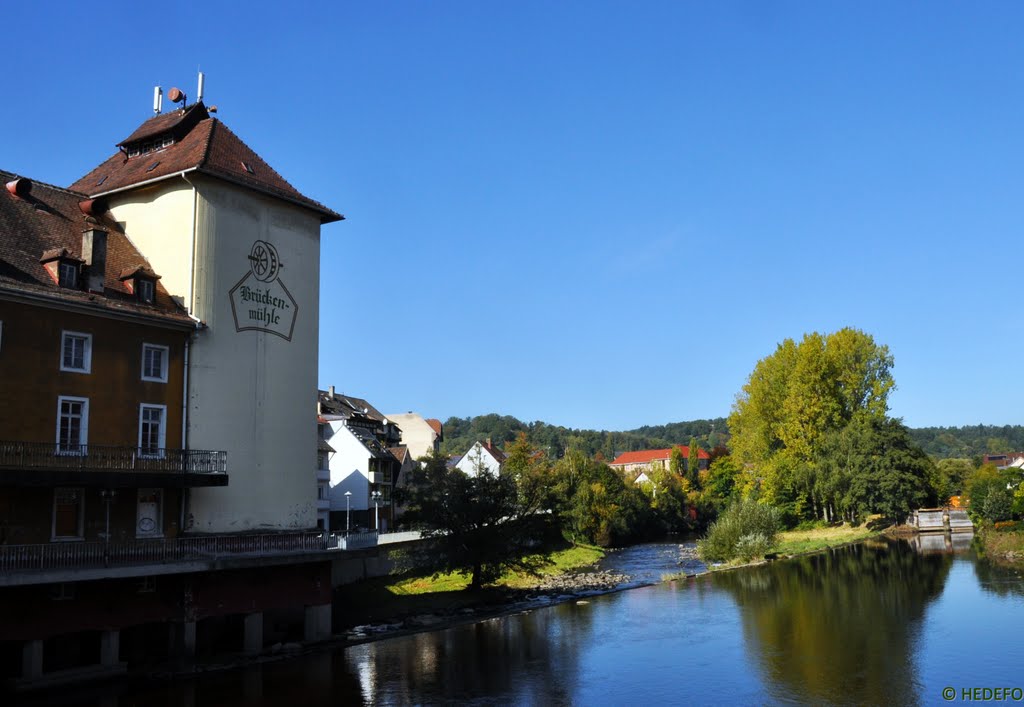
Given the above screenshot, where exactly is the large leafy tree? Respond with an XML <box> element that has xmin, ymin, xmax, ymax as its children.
<box><xmin>728</xmin><ymin>329</ymin><xmax>897</xmax><ymax>519</ymax></box>
<box><xmin>816</xmin><ymin>417</ymin><xmax>936</xmax><ymax>522</ymax></box>
<box><xmin>399</xmin><ymin>450</ymin><xmax>542</xmax><ymax>589</ymax></box>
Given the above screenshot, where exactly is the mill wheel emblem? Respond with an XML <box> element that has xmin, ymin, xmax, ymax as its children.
<box><xmin>248</xmin><ymin>240</ymin><xmax>281</xmax><ymax>282</ymax></box>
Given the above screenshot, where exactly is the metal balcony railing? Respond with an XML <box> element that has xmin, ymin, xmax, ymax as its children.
<box><xmin>0</xmin><ymin>531</ymin><xmax>381</xmax><ymax>573</ymax></box>
<box><xmin>0</xmin><ymin>441</ymin><xmax>227</xmax><ymax>475</ymax></box>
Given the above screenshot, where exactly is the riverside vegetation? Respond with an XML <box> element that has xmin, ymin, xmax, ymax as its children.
<box><xmin>397</xmin><ymin>327</ymin><xmax>1022</xmax><ymax>586</ymax></box>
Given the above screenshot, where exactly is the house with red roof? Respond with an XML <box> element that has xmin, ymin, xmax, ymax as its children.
<box><xmin>609</xmin><ymin>446</ymin><xmax>710</xmax><ymax>477</ymax></box>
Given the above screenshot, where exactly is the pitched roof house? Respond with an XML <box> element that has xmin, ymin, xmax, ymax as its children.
<box><xmin>456</xmin><ymin>439</ymin><xmax>506</xmax><ymax>477</ymax></box>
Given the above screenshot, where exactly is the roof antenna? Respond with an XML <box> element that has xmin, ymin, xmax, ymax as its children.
<box><xmin>197</xmin><ymin>71</ymin><xmax>205</xmax><ymax>103</ymax></box>
<box><xmin>153</xmin><ymin>86</ymin><xmax>163</xmax><ymax>115</ymax></box>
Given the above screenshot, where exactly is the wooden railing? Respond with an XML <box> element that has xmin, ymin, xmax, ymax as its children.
<box><xmin>0</xmin><ymin>441</ymin><xmax>227</xmax><ymax>474</ymax></box>
<box><xmin>0</xmin><ymin>531</ymin><xmax>378</xmax><ymax>573</ymax></box>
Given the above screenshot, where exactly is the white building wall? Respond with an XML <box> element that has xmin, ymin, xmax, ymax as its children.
<box><xmin>456</xmin><ymin>443</ymin><xmax>501</xmax><ymax>477</ymax></box>
<box><xmin>327</xmin><ymin>424</ymin><xmax>370</xmax><ymax>512</ymax></box>
<box><xmin>386</xmin><ymin>413</ymin><xmax>438</xmax><ymax>462</ymax></box>
<box><xmin>108</xmin><ymin>175</ymin><xmax>323</xmax><ymax>532</ymax></box>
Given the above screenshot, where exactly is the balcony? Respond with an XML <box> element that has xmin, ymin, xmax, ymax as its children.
<box><xmin>0</xmin><ymin>441</ymin><xmax>228</xmax><ymax>488</ymax></box>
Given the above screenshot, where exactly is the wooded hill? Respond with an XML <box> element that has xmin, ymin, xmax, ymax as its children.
<box><xmin>439</xmin><ymin>414</ymin><xmax>1024</xmax><ymax>461</ymax></box>
<box><xmin>440</xmin><ymin>414</ymin><xmax>728</xmax><ymax>459</ymax></box>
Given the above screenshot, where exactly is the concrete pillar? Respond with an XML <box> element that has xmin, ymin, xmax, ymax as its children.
<box><xmin>100</xmin><ymin>629</ymin><xmax>120</xmax><ymax>666</ymax></box>
<box><xmin>243</xmin><ymin>612</ymin><xmax>263</xmax><ymax>654</ymax></box>
<box><xmin>22</xmin><ymin>639</ymin><xmax>43</xmax><ymax>681</ymax></box>
<box><xmin>169</xmin><ymin>620</ymin><xmax>196</xmax><ymax>660</ymax></box>
<box><xmin>304</xmin><ymin>604</ymin><xmax>332</xmax><ymax>642</ymax></box>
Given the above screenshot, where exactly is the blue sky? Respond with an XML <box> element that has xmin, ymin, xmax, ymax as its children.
<box><xmin>4</xmin><ymin>2</ymin><xmax>1022</xmax><ymax>431</ymax></box>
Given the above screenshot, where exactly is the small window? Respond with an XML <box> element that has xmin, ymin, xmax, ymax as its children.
<box><xmin>52</xmin><ymin>488</ymin><xmax>84</xmax><ymax>541</ymax></box>
<box><xmin>138</xmin><ymin>404</ymin><xmax>167</xmax><ymax>458</ymax></box>
<box><xmin>136</xmin><ymin>278</ymin><xmax>155</xmax><ymax>303</ymax></box>
<box><xmin>58</xmin><ymin>261</ymin><xmax>78</xmax><ymax>288</ymax></box>
<box><xmin>240</xmin><ymin>160</ymin><xmax>255</xmax><ymax>175</ymax></box>
<box><xmin>61</xmin><ymin>331</ymin><xmax>92</xmax><ymax>374</ymax></box>
<box><xmin>95</xmin><ymin>175</ymin><xmax>108</xmax><ymax>187</ymax></box>
<box><xmin>141</xmin><ymin>343</ymin><xmax>169</xmax><ymax>382</ymax></box>
<box><xmin>56</xmin><ymin>396</ymin><xmax>89</xmax><ymax>455</ymax></box>
<box><xmin>145</xmin><ymin>161</ymin><xmax>160</xmax><ymax>173</ymax></box>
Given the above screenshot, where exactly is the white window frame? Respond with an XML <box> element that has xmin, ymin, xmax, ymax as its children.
<box><xmin>141</xmin><ymin>343</ymin><xmax>169</xmax><ymax>383</ymax></box>
<box><xmin>138</xmin><ymin>403</ymin><xmax>167</xmax><ymax>458</ymax></box>
<box><xmin>51</xmin><ymin>487</ymin><xmax>85</xmax><ymax>541</ymax></box>
<box><xmin>55</xmin><ymin>395</ymin><xmax>89</xmax><ymax>455</ymax></box>
<box><xmin>60</xmin><ymin>331</ymin><xmax>92</xmax><ymax>374</ymax></box>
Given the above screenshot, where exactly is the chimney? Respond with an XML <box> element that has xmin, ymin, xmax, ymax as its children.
<box><xmin>81</xmin><ymin>228</ymin><xmax>108</xmax><ymax>293</ymax></box>
<box><xmin>328</xmin><ymin>385</ymin><xmax>335</xmax><ymax>398</ymax></box>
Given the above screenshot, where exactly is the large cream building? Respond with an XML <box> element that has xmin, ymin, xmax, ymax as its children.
<box><xmin>72</xmin><ymin>100</ymin><xmax>342</xmax><ymax>531</ymax></box>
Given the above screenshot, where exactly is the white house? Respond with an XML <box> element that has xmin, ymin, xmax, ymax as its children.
<box><xmin>456</xmin><ymin>440</ymin><xmax>506</xmax><ymax>477</ymax></box>
<box><xmin>318</xmin><ymin>388</ymin><xmax>400</xmax><ymax>532</ymax></box>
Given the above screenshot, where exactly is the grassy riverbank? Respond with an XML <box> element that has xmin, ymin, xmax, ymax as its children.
<box><xmin>772</xmin><ymin>523</ymin><xmax>881</xmax><ymax>556</ymax></box>
<box><xmin>978</xmin><ymin>524</ymin><xmax>1024</xmax><ymax>569</ymax></box>
<box><xmin>334</xmin><ymin>543</ymin><xmax>605</xmax><ymax>628</ymax></box>
<box><xmin>390</xmin><ymin>544</ymin><xmax>605</xmax><ymax>594</ymax></box>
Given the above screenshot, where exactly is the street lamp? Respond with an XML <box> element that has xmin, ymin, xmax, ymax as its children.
<box><xmin>344</xmin><ymin>491</ymin><xmax>352</xmax><ymax>534</ymax></box>
<box><xmin>371</xmin><ymin>490</ymin><xmax>382</xmax><ymax>531</ymax></box>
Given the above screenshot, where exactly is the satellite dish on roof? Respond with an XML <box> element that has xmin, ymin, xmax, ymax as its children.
<box><xmin>168</xmin><ymin>87</ymin><xmax>186</xmax><ymax>104</ymax></box>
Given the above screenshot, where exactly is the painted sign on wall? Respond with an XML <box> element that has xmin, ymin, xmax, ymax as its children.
<box><xmin>229</xmin><ymin>240</ymin><xmax>298</xmax><ymax>341</ymax></box>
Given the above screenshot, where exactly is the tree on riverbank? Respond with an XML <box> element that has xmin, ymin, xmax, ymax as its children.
<box><xmin>399</xmin><ymin>451</ymin><xmax>547</xmax><ymax>589</ymax></box>
<box><xmin>726</xmin><ymin>328</ymin><xmax>935</xmax><ymax>523</ymax></box>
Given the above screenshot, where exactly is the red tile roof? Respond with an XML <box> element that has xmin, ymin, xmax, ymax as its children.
<box><xmin>610</xmin><ymin>446</ymin><xmax>710</xmax><ymax>466</ymax></box>
<box><xmin>71</xmin><ymin>103</ymin><xmax>342</xmax><ymax>223</ymax></box>
<box><xmin>481</xmin><ymin>440</ymin><xmax>506</xmax><ymax>463</ymax></box>
<box><xmin>425</xmin><ymin>418</ymin><xmax>443</xmax><ymax>437</ymax></box>
<box><xmin>0</xmin><ymin>170</ymin><xmax>192</xmax><ymax>327</ymax></box>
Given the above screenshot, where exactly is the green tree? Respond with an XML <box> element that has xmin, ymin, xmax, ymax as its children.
<box><xmin>399</xmin><ymin>450</ymin><xmax>541</xmax><ymax>589</ymax></box>
<box><xmin>669</xmin><ymin>446</ymin><xmax>685</xmax><ymax>477</ymax></box>
<box><xmin>816</xmin><ymin>417</ymin><xmax>935</xmax><ymax>523</ymax></box>
<box><xmin>728</xmin><ymin>328</ymin><xmax>896</xmax><ymax>520</ymax></box>
<box><xmin>552</xmin><ymin>451</ymin><xmax>652</xmax><ymax>546</ymax></box>
<box><xmin>700</xmin><ymin>456</ymin><xmax>742</xmax><ymax>515</ymax></box>
<box><xmin>687</xmin><ymin>438</ymin><xmax>701</xmax><ymax>489</ymax></box>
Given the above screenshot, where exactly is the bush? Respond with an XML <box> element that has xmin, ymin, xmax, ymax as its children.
<box><xmin>734</xmin><ymin>533</ymin><xmax>773</xmax><ymax>561</ymax></box>
<box><xmin>697</xmin><ymin>500</ymin><xmax>781</xmax><ymax>562</ymax></box>
<box><xmin>983</xmin><ymin>487</ymin><xmax>1014</xmax><ymax>523</ymax></box>
<box><xmin>994</xmin><ymin>520</ymin><xmax>1020</xmax><ymax>533</ymax></box>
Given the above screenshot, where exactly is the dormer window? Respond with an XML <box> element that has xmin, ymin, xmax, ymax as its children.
<box><xmin>40</xmin><ymin>248</ymin><xmax>84</xmax><ymax>290</ymax></box>
<box><xmin>136</xmin><ymin>278</ymin><xmax>155</xmax><ymax>303</ymax></box>
<box><xmin>126</xmin><ymin>135</ymin><xmax>175</xmax><ymax>158</ymax></box>
<box><xmin>119</xmin><ymin>264</ymin><xmax>161</xmax><ymax>303</ymax></box>
<box><xmin>58</xmin><ymin>261</ymin><xmax>79</xmax><ymax>288</ymax></box>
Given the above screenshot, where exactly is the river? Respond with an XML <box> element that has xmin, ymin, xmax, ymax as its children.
<box><xmin>23</xmin><ymin>536</ymin><xmax>1024</xmax><ymax>705</ymax></box>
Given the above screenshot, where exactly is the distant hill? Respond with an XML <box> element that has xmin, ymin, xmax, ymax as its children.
<box><xmin>439</xmin><ymin>414</ymin><xmax>729</xmax><ymax>460</ymax></box>
<box><xmin>908</xmin><ymin>424</ymin><xmax>1024</xmax><ymax>459</ymax></box>
<box><xmin>437</xmin><ymin>415</ymin><xmax>1024</xmax><ymax>462</ymax></box>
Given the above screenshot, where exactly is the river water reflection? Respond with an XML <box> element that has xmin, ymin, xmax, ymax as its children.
<box><xmin>34</xmin><ymin>537</ymin><xmax>1024</xmax><ymax>706</ymax></box>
